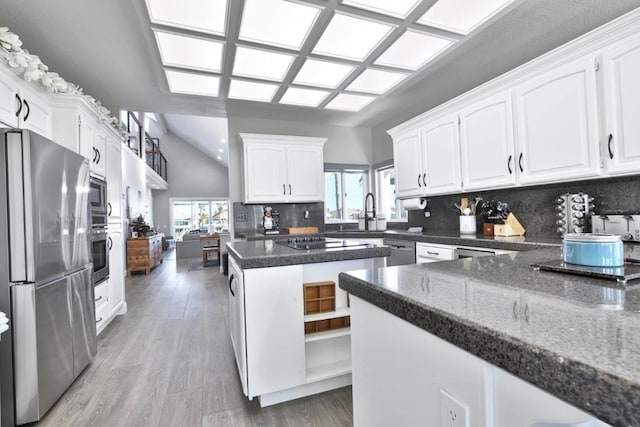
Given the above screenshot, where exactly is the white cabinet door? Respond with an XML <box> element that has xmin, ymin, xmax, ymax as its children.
<box><xmin>286</xmin><ymin>145</ymin><xmax>323</xmax><ymax>202</ymax></box>
<box><xmin>17</xmin><ymin>86</ymin><xmax>51</xmax><ymax>138</ymax></box>
<box><xmin>228</xmin><ymin>258</ymin><xmax>248</xmax><ymax>396</ymax></box>
<box><xmin>91</xmin><ymin>129</ymin><xmax>107</xmax><ymax>177</ymax></box>
<box><xmin>415</xmin><ymin>243</ymin><xmax>456</xmax><ymax>264</ymax></box>
<box><xmin>514</xmin><ymin>57</ymin><xmax>600</xmax><ymax>185</ymax></box>
<box><xmin>460</xmin><ymin>92</ymin><xmax>516</xmax><ymax>190</ymax></box>
<box><xmin>108</xmin><ymin>229</ymin><xmax>125</xmax><ymax>317</ymax></box>
<box><xmin>244</xmin><ymin>265</ymin><xmax>305</xmax><ymax>398</ymax></box>
<box><xmin>422</xmin><ymin>114</ymin><xmax>462</xmax><ymax>195</ymax></box>
<box><xmin>106</xmin><ymin>135</ymin><xmax>123</xmax><ymax>224</ymax></box>
<box><xmin>602</xmin><ymin>34</ymin><xmax>640</xmax><ymax>175</ymax></box>
<box><xmin>0</xmin><ymin>67</ymin><xmax>19</xmax><ymax>128</ymax></box>
<box><xmin>78</xmin><ymin>110</ymin><xmax>96</xmax><ymax>161</ymax></box>
<box><xmin>392</xmin><ymin>129</ymin><xmax>424</xmax><ymax>198</ymax></box>
<box><xmin>243</xmin><ymin>144</ymin><xmax>287</xmax><ymax>203</ymax></box>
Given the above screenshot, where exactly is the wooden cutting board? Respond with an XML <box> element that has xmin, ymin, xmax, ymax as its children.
<box><xmin>285</xmin><ymin>227</ymin><xmax>319</xmax><ymax>235</ymax></box>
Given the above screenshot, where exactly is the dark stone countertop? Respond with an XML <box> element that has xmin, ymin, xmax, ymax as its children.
<box><xmin>339</xmin><ymin>247</ymin><xmax>640</xmax><ymax>426</ymax></box>
<box><xmin>227</xmin><ymin>238</ymin><xmax>391</xmax><ymax>269</ymax></box>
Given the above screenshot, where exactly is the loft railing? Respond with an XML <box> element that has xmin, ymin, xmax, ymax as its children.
<box><xmin>145</xmin><ymin>133</ymin><xmax>168</xmax><ymax>181</ymax></box>
<box><xmin>122</xmin><ymin>111</ymin><xmax>142</xmax><ymax>156</ymax></box>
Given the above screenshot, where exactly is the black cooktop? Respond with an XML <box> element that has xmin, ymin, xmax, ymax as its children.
<box><xmin>277</xmin><ymin>236</ymin><xmax>368</xmax><ymax>250</ymax></box>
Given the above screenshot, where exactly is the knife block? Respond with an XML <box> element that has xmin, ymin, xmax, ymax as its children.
<box><xmin>494</xmin><ymin>213</ymin><xmax>525</xmax><ymax>236</ymax></box>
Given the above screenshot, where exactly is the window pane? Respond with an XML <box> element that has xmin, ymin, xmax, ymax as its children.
<box><xmin>325</xmin><ymin>172</ymin><xmax>343</xmax><ymax>220</ymax></box>
<box><xmin>376</xmin><ymin>167</ymin><xmax>406</xmax><ymax>220</ymax></box>
<box><xmin>172</xmin><ymin>199</ymin><xmax>229</xmax><ymax>237</ymax></box>
<box><xmin>195</xmin><ymin>202</ymin><xmax>210</xmax><ymax>230</ymax></box>
<box><xmin>344</xmin><ymin>171</ymin><xmax>367</xmax><ymax>220</ymax></box>
<box><xmin>211</xmin><ymin>201</ymin><xmax>230</xmax><ymax>232</ymax></box>
<box><xmin>173</xmin><ymin>202</ymin><xmax>192</xmax><ymax>240</ymax></box>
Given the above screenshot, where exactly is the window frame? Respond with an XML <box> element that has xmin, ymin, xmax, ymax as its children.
<box><xmin>169</xmin><ymin>197</ymin><xmax>230</xmax><ymax>239</ymax></box>
<box><xmin>374</xmin><ymin>163</ymin><xmax>407</xmax><ymax>223</ymax></box>
<box><xmin>324</xmin><ymin>164</ymin><xmax>370</xmax><ymax>224</ymax></box>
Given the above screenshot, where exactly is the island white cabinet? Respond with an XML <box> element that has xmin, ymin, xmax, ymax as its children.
<box><xmin>350</xmin><ymin>296</ymin><xmax>609</xmax><ymax>427</ymax></box>
<box><xmin>240</xmin><ymin>133</ymin><xmax>326</xmax><ymax>203</ymax></box>
<box><xmin>229</xmin><ymin>257</ymin><xmax>248</xmax><ymax>396</ymax></box>
<box><xmin>513</xmin><ymin>57</ymin><xmax>600</xmax><ymax>185</ymax></box>
<box><xmin>459</xmin><ymin>91</ymin><xmax>516</xmax><ymax>191</ymax></box>
<box><xmin>601</xmin><ymin>33</ymin><xmax>640</xmax><ymax>175</ymax></box>
<box><xmin>392</xmin><ymin>129</ymin><xmax>423</xmax><ymax>198</ymax></box>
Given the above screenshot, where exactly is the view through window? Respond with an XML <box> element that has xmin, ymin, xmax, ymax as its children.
<box><xmin>325</xmin><ymin>168</ymin><xmax>368</xmax><ymax>221</ymax></box>
<box><xmin>172</xmin><ymin>199</ymin><xmax>229</xmax><ymax>239</ymax></box>
<box><xmin>376</xmin><ymin>166</ymin><xmax>406</xmax><ymax>221</ymax></box>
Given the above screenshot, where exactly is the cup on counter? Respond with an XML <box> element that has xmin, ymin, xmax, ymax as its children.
<box><xmin>459</xmin><ymin>216</ymin><xmax>477</xmax><ymax>234</ymax></box>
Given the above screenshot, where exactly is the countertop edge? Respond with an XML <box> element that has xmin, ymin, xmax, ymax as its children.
<box><xmin>339</xmin><ymin>272</ymin><xmax>640</xmax><ymax>426</ymax></box>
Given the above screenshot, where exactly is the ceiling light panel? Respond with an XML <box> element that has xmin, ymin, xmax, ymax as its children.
<box><xmin>155</xmin><ymin>31</ymin><xmax>224</xmax><ymax>72</ymax></box>
<box><xmin>228</xmin><ymin>79</ymin><xmax>279</xmax><ymax>102</ymax></box>
<box><xmin>165</xmin><ymin>70</ymin><xmax>220</xmax><ymax>96</ymax></box>
<box><xmin>146</xmin><ymin>0</ymin><xmax>227</xmax><ymax>34</ymax></box>
<box><xmin>325</xmin><ymin>93</ymin><xmax>376</xmax><ymax>111</ymax></box>
<box><xmin>417</xmin><ymin>0</ymin><xmax>513</xmax><ymax>35</ymax></box>
<box><xmin>341</xmin><ymin>0</ymin><xmax>421</xmax><ymax>19</ymax></box>
<box><xmin>239</xmin><ymin>0</ymin><xmax>321</xmax><ymax>50</ymax></box>
<box><xmin>346</xmin><ymin>69</ymin><xmax>408</xmax><ymax>94</ymax></box>
<box><xmin>233</xmin><ymin>46</ymin><xmax>296</xmax><ymax>81</ymax></box>
<box><xmin>280</xmin><ymin>87</ymin><xmax>331</xmax><ymax>107</ymax></box>
<box><xmin>293</xmin><ymin>59</ymin><xmax>355</xmax><ymax>89</ymax></box>
<box><xmin>375</xmin><ymin>30</ymin><xmax>453</xmax><ymax>71</ymax></box>
<box><xmin>312</xmin><ymin>13</ymin><xmax>394</xmax><ymax>61</ymax></box>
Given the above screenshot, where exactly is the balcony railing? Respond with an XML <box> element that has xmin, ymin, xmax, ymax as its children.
<box><xmin>145</xmin><ymin>133</ymin><xmax>168</xmax><ymax>181</ymax></box>
<box><xmin>121</xmin><ymin>111</ymin><xmax>168</xmax><ymax>182</ymax></box>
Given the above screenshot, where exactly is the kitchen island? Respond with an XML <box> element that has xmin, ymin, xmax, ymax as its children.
<box><xmin>340</xmin><ymin>246</ymin><xmax>640</xmax><ymax>427</ymax></box>
<box><xmin>226</xmin><ymin>238</ymin><xmax>389</xmax><ymax>407</ymax></box>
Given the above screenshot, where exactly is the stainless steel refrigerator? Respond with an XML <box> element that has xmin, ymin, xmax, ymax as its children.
<box><xmin>0</xmin><ymin>129</ymin><xmax>97</xmax><ymax>426</ymax></box>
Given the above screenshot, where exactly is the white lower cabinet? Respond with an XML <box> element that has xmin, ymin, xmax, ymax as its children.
<box><xmin>350</xmin><ymin>296</ymin><xmax>609</xmax><ymax>427</ymax></box>
<box><xmin>94</xmin><ymin>279</ymin><xmax>110</xmax><ymax>333</ymax></box>
<box><xmin>415</xmin><ymin>243</ymin><xmax>456</xmax><ymax>264</ymax></box>
<box><xmin>230</xmin><ymin>256</ymin><xmax>383</xmax><ymax>406</ymax></box>
<box><xmin>108</xmin><ymin>228</ymin><xmax>125</xmax><ymax>317</ymax></box>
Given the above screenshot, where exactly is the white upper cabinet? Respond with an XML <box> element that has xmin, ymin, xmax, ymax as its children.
<box><xmin>602</xmin><ymin>34</ymin><xmax>640</xmax><ymax>174</ymax></box>
<box><xmin>513</xmin><ymin>57</ymin><xmax>600</xmax><ymax>185</ymax></box>
<box><xmin>421</xmin><ymin>113</ymin><xmax>461</xmax><ymax>195</ymax></box>
<box><xmin>392</xmin><ymin>130</ymin><xmax>423</xmax><ymax>198</ymax></box>
<box><xmin>241</xmin><ymin>134</ymin><xmax>326</xmax><ymax>203</ymax></box>
<box><xmin>91</xmin><ymin>129</ymin><xmax>107</xmax><ymax>177</ymax></box>
<box><xmin>460</xmin><ymin>92</ymin><xmax>516</xmax><ymax>191</ymax></box>
<box><xmin>0</xmin><ymin>65</ymin><xmax>51</xmax><ymax>137</ymax></box>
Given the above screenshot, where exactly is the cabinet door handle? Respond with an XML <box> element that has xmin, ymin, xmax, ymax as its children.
<box><xmin>23</xmin><ymin>100</ymin><xmax>30</xmax><ymax>122</ymax></box>
<box><xmin>512</xmin><ymin>301</ymin><xmax>519</xmax><ymax>320</ymax></box>
<box><xmin>283</xmin><ymin>184</ymin><xmax>286</xmax><ymax>195</ymax></box>
<box><xmin>289</xmin><ymin>184</ymin><xmax>292</xmax><ymax>195</ymax></box>
<box><xmin>15</xmin><ymin>94</ymin><xmax>22</xmax><ymax>117</ymax></box>
<box><xmin>417</xmin><ymin>174</ymin><xmax>421</xmax><ymax>188</ymax></box>
<box><xmin>92</xmin><ymin>147</ymin><xmax>97</xmax><ymax>162</ymax></box>
<box><xmin>96</xmin><ymin>317</ymin><xmax>103</xmax><ymax>324</ymax></box>
<box><xmin>107</xmin><ymin>202</ymin><xmax>112</xmax><ymax>216</ymax></box>
<box><xmin>95</xmin><ymin>295</ymin><xmax>103</xmax><ymax>303</ymax></box>
<box><xmin>229</xmin><ymin>274</ymin><xmax>235</xmax><ymax>297</ymax></box>
<box><xmin>507</xmin><ymin>155</ymin><xmax>513</xmax><ymax>174</ymax></box>
<box><xmin>608</xmin><ymin>133</ymin><xmax>614</xmax><ymax>159</ymax></box>
<box><xmin>108</xmin><ymin>236</ymin><xmax>113</xmax><ymax>250</ymax></box>
<box><xmin>518</xmin><ymin>153</ymin><xmax>524</xmax><ymax>173</ymax></box>
<box><xmin>96</xmin><ymin>149</ymin><xmax>101</xmax><ymax>164</ymax></box>
<box><xmin>422</xmin><ymin>173</ymin><xmax>427</xmax><ymax>188</ymax></box>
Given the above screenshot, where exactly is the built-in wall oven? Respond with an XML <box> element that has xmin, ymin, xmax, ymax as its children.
<box><xmin>89</xmin><ymin>175</ymin><xmax>108</xmax><ymax>228</ymax></box>
<box><xmin>91</xmin><ymin>228</ymin><xmax>110</xmax><ymax>286</ymax></box>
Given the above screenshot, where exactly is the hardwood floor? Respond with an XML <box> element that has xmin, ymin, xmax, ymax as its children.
<box><xmin>36</xmin><ymin>254</ymin><xmax>353</xmax><ymax>427</ymax></box>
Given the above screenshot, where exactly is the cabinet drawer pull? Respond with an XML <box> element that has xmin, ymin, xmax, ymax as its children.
<box><xmin>507</xmin><ymin>155</ymin><xmax>513</xmax><ymax>174</ymax></box>
<box><xmin>518</xmin><ymin>153</ymin><xmax>524</xmax><ymax>173</ymax></box>
<box><xmin>608</xmin><ymin>133</ymin><xmax>614</xmax><ymax>159</ymax></box>
<box><xmin>417</xmin><ymin>174</ymin><xmax>421</xmax><ymax>188</ymax></box>
<box><xmin>95</xmin><ymin>295</ymin><xmax>103</xmax><ymax>303</ymax></box>
<box><xmin>426</xmin><ymin>251</ymin><xmax>439</xmax><ymax>256</ymax></box>
<box><xmin>96</xmin><ymin>317</ymin><xmax>103</xmax><ymax>324</ymax></box>
<box><xmin>15</xmin><ymin>94</ymin><xmax>22</xmax><ymax>117</ymax></box>
<box><xmin>23</xmin><ymin>99</ymin><xmax>30</xmax><ymax>121</ymax></box>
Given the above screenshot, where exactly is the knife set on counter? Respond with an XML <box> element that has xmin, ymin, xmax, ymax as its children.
<box><xmin>479</xmin><ymin>200</ymin><xmax>525</xmax><ymax>236</ymax></box>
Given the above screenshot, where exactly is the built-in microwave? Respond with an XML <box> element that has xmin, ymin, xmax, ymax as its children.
<box><xmin>89</xmin><ymin>175</ymin><xmax>108</xmax><ymax>228</ymax></box>
<box><xmin>91</xmin><ymin>228</ymin><xmax>110</xmax><ymax>285</ymax></box>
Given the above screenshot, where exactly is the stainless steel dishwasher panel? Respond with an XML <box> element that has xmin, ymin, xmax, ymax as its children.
<box><xmin>383</xmin><ymin>239</ymin><xmax>416</xmax><ymax>266</ymax></box>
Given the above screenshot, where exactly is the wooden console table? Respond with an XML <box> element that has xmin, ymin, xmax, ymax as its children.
<box><xmin>127</xmin><ymin>235</ymin><xmax>163</xmax><ymax>275</ymax></box>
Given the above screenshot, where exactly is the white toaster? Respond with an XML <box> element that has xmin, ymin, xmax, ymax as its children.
<box><xmin>592</xmin><ymin>214</ymin><xmax>640</xmax><ymax>241</ymax></box>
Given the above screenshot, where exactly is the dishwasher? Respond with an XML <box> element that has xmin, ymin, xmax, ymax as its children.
<box><xmin>383</xmin><ymin>239</ymin><xmax>416</xmax><ymax>266</ymax></box>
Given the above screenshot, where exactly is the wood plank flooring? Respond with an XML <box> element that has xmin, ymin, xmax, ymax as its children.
<box><xmin>36</xmin><ymin>253</ymin><xmax>353</xmax><ymax>427</ymax></box>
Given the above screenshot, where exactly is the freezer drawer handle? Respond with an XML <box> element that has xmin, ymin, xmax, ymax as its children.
<box><xmin>23</xmin><ymin>100</ymin><xmax>30</xmax><ymax>121</ymax></box>
<box><xmin>15</xmin><ymin>93</ymin><xmax>22</xmax><ymax>117</ymax></box>
<box><xmin>229</xmin><ymin>274</ymin><xmax>235</xmax><ymax>297</ymax></box>
<box><xmin>608</xmin><ymin>134</ymin><xmax>614</xmax><ymax>159</ymax></box>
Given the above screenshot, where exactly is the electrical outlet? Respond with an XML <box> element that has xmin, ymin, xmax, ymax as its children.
<box><xmin>440</xmin><ymin>389</ymin><xmax>469</xmax><ymax>427</ymax></box>
<box><xmin>236</xmin><ymin>213</ymin><xmax>248</xmax><ymax>222</ymax></box>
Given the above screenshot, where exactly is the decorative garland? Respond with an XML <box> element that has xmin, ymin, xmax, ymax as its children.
<box><xmin>0</xmin><ymin>27</ymin><xmax>127</xmax><ymax>135</ymax></box>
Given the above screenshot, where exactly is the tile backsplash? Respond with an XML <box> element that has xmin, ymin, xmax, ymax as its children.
<box><xmin>405</xmin><ymin>175</ymin><xmax>640</xmax><ymax>236</ymax></box>
<box><xmin>233</xmin><ymin>202</ymin><xmax>325</xmax><ymax>237</ymax></box>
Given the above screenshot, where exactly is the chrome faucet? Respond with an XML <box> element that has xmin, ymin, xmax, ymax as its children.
<box><xmin>364</xmin><ymin>192</ymin><xmax>376</xmax><ymax>231</ymax></box>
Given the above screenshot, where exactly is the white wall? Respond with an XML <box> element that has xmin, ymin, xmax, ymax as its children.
<box><xmin>152</xmin><ymin>131</ymin><xmax>229</xmax><ymax>236</ymax></box>
<box><xmin>121</xmin><ymin>147</ymin><xmax>147</xmax><ymax>220</ymax></box>
<box><xmin>227</xmin><ymin>115</ymin><xmax>373</xmax><ymax>202</ymax></box>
